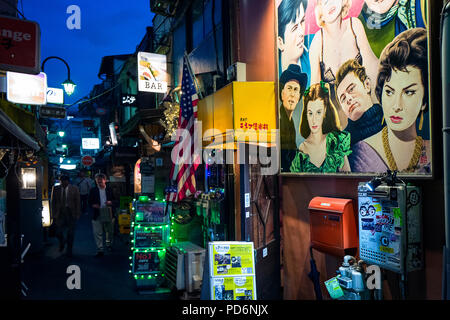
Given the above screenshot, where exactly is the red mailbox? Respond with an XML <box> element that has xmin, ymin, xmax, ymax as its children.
<box><xmin>308</xmin><ymin>197</ymin><xmax>358</xmax><ymax>257</ymax></box>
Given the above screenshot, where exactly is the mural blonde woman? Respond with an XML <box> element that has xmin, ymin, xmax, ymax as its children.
<box><xmin>309</xmin><ymin>0</ymin><xmax>379</xmax><ymax>128</ymax></box>
<box><xmin>290</xmin><ymin>81</ymin><xmax>351</xmax><ymax>173</ymax></box>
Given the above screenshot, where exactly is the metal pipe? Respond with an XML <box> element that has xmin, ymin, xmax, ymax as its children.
<box><xmin>441</xmin><ymin>0</ymin><xmax>450</xmax><ymax>300</ymax></box>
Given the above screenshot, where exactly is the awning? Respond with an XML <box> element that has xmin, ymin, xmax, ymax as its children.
<box><xmin>0</xmin><ymin>106</ymin><xmax>40</xmax><ymax>151</ymax></box>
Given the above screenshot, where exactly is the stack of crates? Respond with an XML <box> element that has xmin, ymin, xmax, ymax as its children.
<box><xmin>119</xmin><ymin>196</ymin><xmax>133</xmax><ymax>234</ymax></box>
<box><xmin>118</xmin><ymin>210</ymin><xmax>131</xmax><ymax>234</ymax></box>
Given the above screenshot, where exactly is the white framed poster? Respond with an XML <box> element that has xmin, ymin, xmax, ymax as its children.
<box><xmin>276</xmin><ymin>0</ymin><xmax>432</xmax><ymax>178</ymax></box>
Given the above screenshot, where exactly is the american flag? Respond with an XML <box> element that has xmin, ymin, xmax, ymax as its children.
<box><xmin>166</xmin><ymin>56</ymin><xmax>200</xmax><ymax>202</ymax></box>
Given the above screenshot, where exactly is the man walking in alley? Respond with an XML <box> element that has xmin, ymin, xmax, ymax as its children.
<box><xmin>89</xmin><ymin>173</ymin><xmax>115</xmax><ymax>257</ymax></box>
<box><xmin>51</xmin><ymin>175</ymin><xmax>81</xmax><ymax>258</ymax></box>
<box><xmin>76</xmin><ymin>170</ymin><xmax>94</xmax><ymax>215</ymax></box>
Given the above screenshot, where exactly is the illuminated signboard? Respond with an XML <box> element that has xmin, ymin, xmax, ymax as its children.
<box><xmin>132</xmin><ymin>251</ymin><xmax>161</xmax><ymax>274</ymax></box>
<box><xmin>6</xmin><ymin>71</ymin><xmax>47</xmax><ymax>105</ymax></box>
<box><xmin>133</xmin><ymin>225</ymin><xmax>168</xmax><ymax>248</ymax></box>
<box><xmin>46</xmin><ymin>87</ymin><xmax>64</xmax><ymax>104</ymax></box>
<box><xmin>82</xmin><ymin>138</ymin><xmax>100</xmax><ymax>150</ymax></box>
<box><xmin>135</xmin><ymin>201</ymin><xmax>168</xmax><ymax>224</ymax></box>
<box><xmin>0</xmin><ymin>15</ymin><xmax>40</xmax><ymax>74</ymax></box>
<box><xmin>121</xmin><ymin>94</ymin><xmax>137</xmax><ymax>106</ymax></box>
<box><xmin>137</xmin><ymin>52</ymin><xmax>168</xmax><ymax>93</ymax></box>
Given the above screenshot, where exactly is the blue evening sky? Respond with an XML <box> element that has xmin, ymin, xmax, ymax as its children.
<box><xmin>21</xmin><ymin>0</ymin><xmax>154</xmax><ymax>113</ymax></box>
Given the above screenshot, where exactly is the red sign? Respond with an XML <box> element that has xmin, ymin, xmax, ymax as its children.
<box><xmin>0</xmin><ymin>15</ymin><xmax>40</xmax><ymax>74</ymax></box>
<box><xmin>81</xmin><ymin>156</ymin><xmax>94</xmax><ymax>167</ymax></box>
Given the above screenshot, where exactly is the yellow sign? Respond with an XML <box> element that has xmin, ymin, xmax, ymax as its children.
<box><xmin>211</xmin><ymin>242</ymin><xmax>255</xmax><ymax>277</ymax></box>
<box><xmin>212</xmin><ymin>276</ymin><xmax>255</xmax><ymax>300</ymax></box>
<box><xmin>198</xmin><ymin>82</ymin><xmax>276</xmax><ymax>148</ymax></box>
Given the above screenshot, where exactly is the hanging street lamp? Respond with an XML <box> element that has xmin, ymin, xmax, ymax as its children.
<box><xmin>41</xmin><ymin>56</ymin><xmax>76</xmax><ymax>96</ymax></box>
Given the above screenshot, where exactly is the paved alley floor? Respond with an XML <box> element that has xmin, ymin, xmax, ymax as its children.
<box><xmin>21</xmin><ymin>212</ymin><xmax>177</xmax><ymax>300</ymax></box>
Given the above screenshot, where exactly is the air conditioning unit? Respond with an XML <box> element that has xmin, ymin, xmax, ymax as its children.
<box><xmin>164</xmin><ymin>242</ymin><xmax>205</xmax><ymax>293</ymax></box>
<box><xmin>150</xmin><ymin>0</ymin><xmax>179</xmax><ymax>17</ymax></box>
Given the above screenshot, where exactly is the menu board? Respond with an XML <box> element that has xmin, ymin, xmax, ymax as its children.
<box><xmin>135</xmin><ymin>201</ymin><xmax>168</xmax><ymax>224</ymax></box>
<box><xmin>208</xmin><ymin>241</ymin><xmax>257</xmax><ymax>300</ymax></box>
<box><xmin>212</xmin><ymin>276</ymin><xmax>255</xmax><ymax>300</ymax></box>
<box><xmin>132</xmin><ymin>251</ymin><xmax>161</xmax><ymax>274</ymax></box>
<box><xmin>134</xmin><ymin>226</ymin><xmax>167</xmax><ymax>248</ymax></box>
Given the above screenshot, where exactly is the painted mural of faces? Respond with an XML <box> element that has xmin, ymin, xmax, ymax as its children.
<box><xmin>336</xmin><ymin>72</ymin><xmax>373</xmax><ymax>121</ymax></box>
<box><xmin>278</xmin><ymin>2</ymin><xmax>307</xmax><ymax>64</ymax></box>
<box><xmin>381</xmin><ymin>66</ymin><xmax>426</xmax><ymax>132</ymax></box>
<box><xmin>306</xmin><ymin>99</ymin><xmax>326</xmax><ymax>135</ymax></box>
<box><xmin>319</xmin><ymin>0</ymin><xmax>343</xmax><ymax>23</ymax></box>
<box><xmin>364</xmin><ymin>0</ymin><xmax>397</xmax><ymax>15</ymax></box>
<box><xmin>281</xmin><ymin>80</ymin><xmax>302</xmax><ymax>112</ymax></box>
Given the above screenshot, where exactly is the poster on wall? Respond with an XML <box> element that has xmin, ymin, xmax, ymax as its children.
<box><xmin>276</xmin><ymin>0</ymin><xmax>432</xmax><ymax>177</ymax></box>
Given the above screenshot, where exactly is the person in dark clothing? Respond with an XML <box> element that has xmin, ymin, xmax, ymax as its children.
<box><xmin>279</xmin><ymin>63</ymin><xmax>308</xmax><ymax>172</ymax></box>
<box><xmin>51</xmin><ymin>175</ymin><xmax>80</xmax><ymax>258</ymax></box>
<box><xmin>88</xmin><ymin>173</ymin><xmax>116</xmax><ymax>257</ymax></box>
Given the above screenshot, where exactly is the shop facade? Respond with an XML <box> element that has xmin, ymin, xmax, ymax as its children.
<box><xmin>144</xmin><ymin>0</ymin><xmax>447</xmax><ymax>300</ymax></box>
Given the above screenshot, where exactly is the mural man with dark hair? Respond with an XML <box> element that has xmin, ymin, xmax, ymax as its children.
<box><xmin>279</xmin><ymin>64</ymin><xmax>308</xmax><ymax>172</ymax></box>
<box><xmin>335</xmin><ymin>58</ymin><xmax>385</xmax><ymax>146</ymax></box>
<box><xmin>278</xmin><ymin>0</ymin><xmax>311</xmax><ymax>81</ymax></box>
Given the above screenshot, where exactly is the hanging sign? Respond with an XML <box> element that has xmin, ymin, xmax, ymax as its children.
<box><xmin>0</xmin><ymin>15</ymin><xmax>40</xmax><ymax>74</ymax></box>
<box><xmin>137</xmin><ymin>52</ymin><xmax>168</xmax><ymax>93</ymax></box>
<box><xmin>82</xmin><ymin>138</ymin><xmax>99</xmax><ymax>150</ymax></box>
<box><xmin>40</xmin><ymin>105</ymin><xmax>66</xmax><ymax>119</ymax></box>
<box><xmin>46</xmin><ymin>87</ymin><xmax>64</xmax><ymax>104</ymax></box>
<box><xmin>6</xmin><ymin>71</ymin><xmax>47</xmax><ymax>105</ymax></box>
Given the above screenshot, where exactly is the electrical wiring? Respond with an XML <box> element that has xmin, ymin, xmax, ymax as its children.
<box><xmin>63</xmin><ymin>82</ymin><xmax>121</xmax><ymax>109</ymax></box>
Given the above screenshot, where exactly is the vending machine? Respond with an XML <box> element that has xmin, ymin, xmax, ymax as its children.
<box><xmin>357</xmin><ymin>173</ymin><xmax>423</xmax><ymax>275</ymax></box>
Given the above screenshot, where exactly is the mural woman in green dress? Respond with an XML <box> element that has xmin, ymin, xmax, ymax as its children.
<box><xmin>290</xmin><ymin>81</ymin><xmax>352</xmax><ymax>173</ymax></box>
